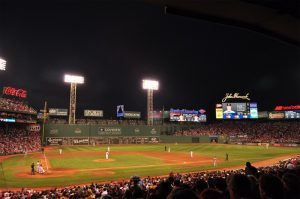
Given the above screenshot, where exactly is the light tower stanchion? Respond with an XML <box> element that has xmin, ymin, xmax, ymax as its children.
<box><xmin>147</xmin><ymin>89</ymin><xmax>154</xmax><ymax>126</ymax></box>
<box><xmin>64</xmin><ymin>74</ymin><xmax>84</xmax><ymax>125</ymax></box>
<box><xmin>69</xmin><ymin>83</ymin><xmax>77</xmax><ymax>124</ymax></box>
<box><xmin>143</xmin><ymin>80</ymin><xmax>158</xmax><ymax>126</ymax></box>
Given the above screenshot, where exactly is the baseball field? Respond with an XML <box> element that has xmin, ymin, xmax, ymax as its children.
<box><xmin>0</xmin><ymin>143</ymin><xmax>299</xmax><ymax>189</ymax></box>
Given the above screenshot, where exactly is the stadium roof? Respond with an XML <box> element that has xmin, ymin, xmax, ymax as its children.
<box><xmin>148</xmin><ymin>0</ymin><xmax>300</xmax><ymax>46</ymax></box>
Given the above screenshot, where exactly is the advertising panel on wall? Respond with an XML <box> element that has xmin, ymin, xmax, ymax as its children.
<box><xmin>258</xmin><ymin>111</ymin><xmax>269</xmax><ymax>118</ymax></box>
<box><xmin>0</xmin><ymin>118</ymin><xmax>15</xmax><ymax>122</ymax></box>
<box><xmin>27</xmin><ymin>124</ymin><xmax>41</xmax><ymax>132</ymax></box>
<box><xmin>284</xmin><ymin>110</ymin><xmax>300</xmax><ymax>119</ymax></box>
<box><xmin>152</xmin><ymin>111</ymin><xmax>170</xmax><ymax>119</ymax></box>
<box><xmin>49</xmin><ymin>108</ymin><xmax>68</xmax><ymax>116</ymax></box>
<box><xmin>170</xmin><ymin>109</ymin><xmax>207</xmax><ymax>122</ymax></box>
<box><xmin>72</xmin><ymin>138</ymin><xmax>89</xmax><ymax>145</ymax></box>
<box><xmin>275</xmin><ymin>105</ymin><xmax>300</xmax><ymax>111</ymax></box>
<box><xmin>124</xmin><ymin>111</ymin><xmax>141</xmax><ymax>119</ymax></box>
<box><xmin>269</xmin><ymin>111</ymin><xmax>285</xmax><ymax>119</ymax></box>
<box><xmin>84</xmin><ymin>110</ymin><xmax>103</xmax><ymax>117</ymax></box>
<box><xmin>46</xmin><ymin>137</ymin><xmax>63</xmax><ymax>145</ymax></box>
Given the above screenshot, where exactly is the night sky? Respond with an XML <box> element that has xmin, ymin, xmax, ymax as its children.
<box><xmin>0</xmin><ymin>1</ymin><xmax>299</xmax><ymax>120</ymax></box>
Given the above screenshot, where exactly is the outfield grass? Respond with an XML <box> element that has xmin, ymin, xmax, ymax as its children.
<box><xmin>0</xmin><ymin>144</ymin><xmax>299</xmax><ymax>188</ymax></box>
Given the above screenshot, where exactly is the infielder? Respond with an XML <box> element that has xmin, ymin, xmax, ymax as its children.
<box><xmin>59</xmin><ymin>148</ymin><xmax>62</xmax><ymax>155</ymax></box>
<box><xmin>168</xmin><ymin>147</ymin><xmax>171</xmax><ymax>153</ymax></box>
<box><xmin>266</xmin><ymin>143</ymin><xmax>269</xmax><ymax>149</ymax></box>
<box><xmin>190</xmin><ymin>151</ymin><xmax>193</xmax><ymax>158</ymax></box>
<box><xmin>213</xmin><ymin>157</ymin><xmax>217</xmax><ymax>167</ymax></box>
<box><xmin>108</xmin><ymin>146</ymin><xmax>110</xmax><ymax>152</ymax></box>
<box><xmin>105</xmin><ymin>151</ymin><xmax>109</xmax><ymax>160</ymax></box>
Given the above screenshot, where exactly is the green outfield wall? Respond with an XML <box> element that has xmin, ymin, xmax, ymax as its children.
<box><xmin>44</xmin><ymin>124</ymin><xmax>211</xmax><ymax>145</ymax></box>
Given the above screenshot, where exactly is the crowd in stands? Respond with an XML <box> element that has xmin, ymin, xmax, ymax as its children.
<box><xmin>173</xmin><ymin>121</ymin><xmax>300</xmax><ymax>144</ymax></box>
<box><xmin>0</xmin><ymin>127</ymin><xmax>41</xmax><ymax>155</ymax></box>
<box><xmin>0</xmin><ymin>112</ymin><xmax>35</xmax><ymax>121</ymax></box>
<box><xmin>1</xmin><ymin>155</ymin><xmax>299</xmax><ymax>199</ymax></box>
<box><xmin>0</xmin><ymin>98</ymin><xmax>36</xmax><ymax>114</ymax></box>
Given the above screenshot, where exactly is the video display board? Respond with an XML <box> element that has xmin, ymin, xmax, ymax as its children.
<box><xmin>170</xmin><ymin>109</ymin><xmax>206</xmax><ymax>122</ymax></box>
<box><xmin>216</xmin><ymin>102</ymin><xmax>258</xmax><ymax>119</ymax></box>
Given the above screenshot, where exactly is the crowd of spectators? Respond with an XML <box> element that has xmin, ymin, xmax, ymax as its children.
<box><xmin>0</xmin><ymin>127</ymin><xmax>41</xmax><ymax>155</ymax></box>
<box><xmin>1</xmin><ymin>156</ymin><xmax>299</xmax><ymax>199</ymax></box>
<box><xmin>0</xmin><ymin>112</ymin><xmax>35</xmax><ymax>121</ymax></box>
<box><xmin>0</xmin><ymin>98</ymin><xmax>37</xmax><ymax>114</ymax></box>
<box><xmin>173</xmin><ymin>121</ymin><xmax>300</xmax><ymax>144</ymax></box>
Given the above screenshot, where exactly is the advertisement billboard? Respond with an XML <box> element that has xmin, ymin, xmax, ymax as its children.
<box><xmin>49</xmin><ymin>108</ymin><xmax>68</xmax><ymax>116</ymax></box>
<box><xmin>170</xmin><ymin>109</ymin><xmax>206</xmax><ymax>122</ymax></box>
<box><xmin>46</xmin><ymin>137</ymin><xmax>63</xmax><ymax>146</ymax></box>
<box><xmin>152</xmin><ymin>111</ymin><xmax>170</xmax><ymax>119</ymax></box>
<box><xmin>219</xmin><ymin>102</ymin><xmax>258</xmax><ymax>119</ymax></box>
<box><xmin>117</xmin><ymin>105</ymin><xmax>124</xmax><ymax>117</ymax></box>
<box><xmin>84</xmin><ymin>110</ymin><xmax>103</xmax><ymax>117</ymax></box>
<box><xmin>269</xmin><ymin>111</ymin><xmax>285</xmax><ymax>119</ymax></box>
<box><xmin>258</xmin><ymin>111</ymin><xmax>269</xmax><ymax>118</ymax></box>
<box><xmin>284</xmin><ymin>110</ymin><xmax>300</xmax><ymax>119</ymax></box>
<box><xmin>124</xmin><ymin>111</ymin><xmax>141</xmax><ymax>119</ymax></box>
<box><xmin>2</xmin><ymin>86</ymin><xmax>27</xmax><ymax>98</ymax></box>
<box><xmin>275</xmin><ymin>105</ymin><xmax>300</xmax><ymax>111</ymax></box>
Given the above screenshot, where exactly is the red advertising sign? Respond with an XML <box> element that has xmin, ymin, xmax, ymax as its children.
<box><xmin>3</xmin><ymin>87</ymin><xmax>27</xmax><ymax>98</ymax></box>
<box><xmin>275</xmin><ymin>105</ymin><xmax>300</xmax><ymax>111</ymax></box>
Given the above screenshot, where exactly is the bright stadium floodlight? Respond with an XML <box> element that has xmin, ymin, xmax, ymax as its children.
<box><xmin>142</xmin><ymin>79</ymin><xmax>159</xmax><ymax>126</ymax></box>
<box><xmin>143</xmin><ymin>80</ymin><xmax>159</xmax><ymax>90</ymax></box>
<box><xmin>0</xmin><ymin>58</ymin><xmax>7</xmax><ymax>71</ymax></box>
<box><xmin>64</xmin><ymin>74</ymin><xmax>84</xmax><ymax>84</ymax></box>
<box><xmin>64</xmin><ymin>74</ymin><xmax>85</xmax><ymax>124</ymax></box>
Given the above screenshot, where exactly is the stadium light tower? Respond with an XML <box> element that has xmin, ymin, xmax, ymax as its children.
<box><xmin>0</xmin><ymin>57</ymin><xmax>7</xmax><ymax>71</ymax></box>
<box><xmin>142</xmin><ymin>80</ymin><xmax>159</xmax><ymax>126</ymax></box>
<box><xmin>64</xmin><ymin>74</ymin><xmax>84</xmax><ymax>124</ymax></box>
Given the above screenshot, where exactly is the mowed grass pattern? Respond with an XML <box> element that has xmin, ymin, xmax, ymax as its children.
<box><xmin>0</xmin><ymin>144</ymin><xmax>300</xmax><ymax>188</ymax></box>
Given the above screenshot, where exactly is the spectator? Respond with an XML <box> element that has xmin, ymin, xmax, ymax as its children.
<box><xmin>245</xmin><ymin>162</ymin><xmax>258</xmax><ymax>177</ymax></box>
<box><xmin>259</xmin><ymin>174</ymin><xmax>285</xmax><ymax>199</ymax></box>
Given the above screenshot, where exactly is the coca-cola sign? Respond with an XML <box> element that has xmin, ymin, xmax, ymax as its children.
<box><xmin>3</xmin><ymin>87</ymin><xmax>27</xmax><ymax>98</ymax></box>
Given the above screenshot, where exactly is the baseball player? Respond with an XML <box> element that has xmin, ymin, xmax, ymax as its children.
<box><xmin>213</xmin><ymin>156</ymin><xmax>217</xmax><ymax>167</ymax></box>
<box><xmin>190</xmin><ymin>151</ymin><xmax>193</xmax><ymax>158</ymax></box>
<box><xmin>107</xmin><ymin>146</ymin><xmax>110</xmax><ymax>152</ymax></box>
<box><xmin>105</xmin><ymin>151</ymin><xmax>109</xmax><ymax>160</ymax></box>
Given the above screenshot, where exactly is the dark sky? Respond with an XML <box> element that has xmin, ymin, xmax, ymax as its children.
<box><xmin>0</xmin><ymin>0</ymin><xmax>299</xmax><ymax>120</ymax></box>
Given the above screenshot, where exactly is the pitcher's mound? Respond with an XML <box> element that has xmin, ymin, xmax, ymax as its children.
<box><xmin>93</xmin><ymin>159</ymin><xmax>115</xmax><ymax>162</ymax></box>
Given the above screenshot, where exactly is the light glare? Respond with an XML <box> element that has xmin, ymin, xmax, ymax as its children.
<box><xmin>0</xmin><ymin>58</ymin><xmax>6</xmax><ymax>71</ymax></box>
<box><xmin>64</xmin><ymin>74</ymin><xmax>84</xmax><ymax>84</ymax></box>
<box><xmin>143</xmin><ymin>80</ymin><xmax>159</xmax><ymax>90</ymax></box>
